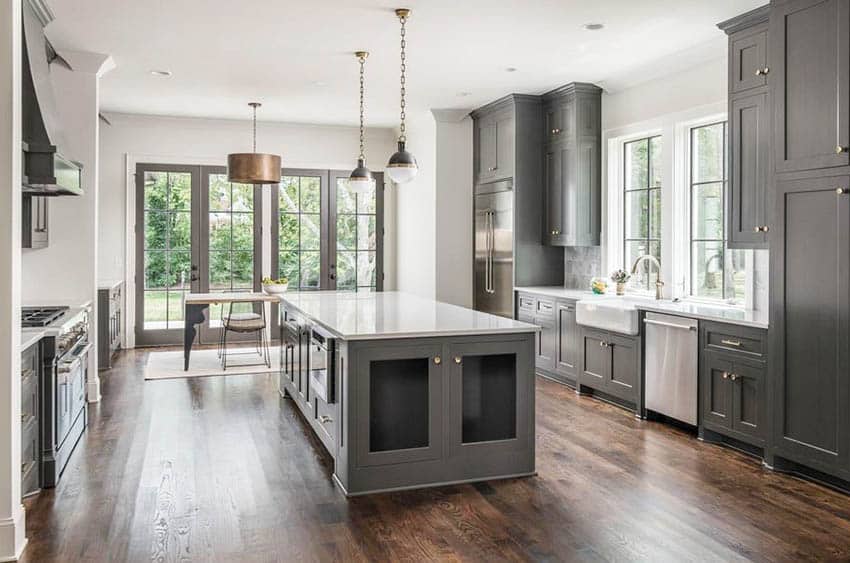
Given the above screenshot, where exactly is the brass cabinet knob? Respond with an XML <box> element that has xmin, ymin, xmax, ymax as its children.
<box><xmin>837</xmin><ymin>146</ymin><xmax>849</xmax><ymax>154</ymax></box>
<box><xmin>434</xmin><ymin>356</ymin><xmax>442</xmax><ymax>365</ymax></box>
<box><xmin>755</xmin><ymin>67</ymin><xmax>770</xmax><ymax>76</ymax></box>
<box><xmin>761</xmin><ymin>226</ymin><xmax>769</xmax><ymax>232</ymax></box>
<box><xmin>722</xmin><ymin>372</ymin><xmax>729</xmax><ymax>379</ymax></box>
<box><xmin>551</xmin><ymin>229</ymin><xmax>561</xmax><ymax>236</ymax></box>
<box><xmin>551</xmin><ymin>128</ymin><xmax>561</xmax><ymax>135</ymax></box>
<box><xmin>730</xmin><ymin>373</ymin><xmax>738</xmax><ymax>381</ymax></box>
<box><xmin>837</xmin><ymin>188</ymin><xmax>849</xmax><ymax>195</ymax></box>
<box><xmin>753</xmin><ymin>227</ymin><xmax>761</xmax><ymax>233</ymax></box>
<box><xmin>454</xmin><ymin>356</ymin><xmax>462</xmax><ymax>365</ymax></box>
<box><xmin>753</xmin><ymin>226</ymin><xmax>770</xmax><ymax>233</ymax></box>
<box><xmin>319</xmin><ymin>415</ymin><xmax>332</xmax><ymax>424</ymax></box>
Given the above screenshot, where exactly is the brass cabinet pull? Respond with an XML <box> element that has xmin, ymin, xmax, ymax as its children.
<box><xmin>721</xmin><ymin>339</ymin><xmax>742</xmax><ymax>347</ymax></box>
<box><xmin>319</xmin><ymin>415</ymin><xmax>332</xmax><ymax>424</ymax></box>
<box><xmin>434</xmin><ymin>356</ymin><xmax>442</xmax><ymax>365</ymax></box>
<box><xmin>454</xmin><ymin>356</ymin><xmax>462</xmax><ymax>365</ymax></box>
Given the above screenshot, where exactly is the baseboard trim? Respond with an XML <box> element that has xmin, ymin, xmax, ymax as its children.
<box><xmin>0</xmin><ymin>506</ymin><xmax>27</xmax><ymax>562</ymax></box>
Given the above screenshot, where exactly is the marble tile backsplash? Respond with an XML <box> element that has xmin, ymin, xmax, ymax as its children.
<box><xmin>563</xmin><ymin>246</ymin><xmax>601</xmax><ymax>290</ymax></box>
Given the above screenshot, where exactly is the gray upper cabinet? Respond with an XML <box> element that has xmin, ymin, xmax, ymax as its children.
<box><xmin>771</xmin><ymin>0</ymin><xmax>850</xmax><ymax>173</ymax></box>
<box><xmin>542</xmin><ymin>83</ymin><xmax>602</xmax><ymax>247</ymax></box>
<box><xmin>771</xmin><ymin>173</ymin><xmax>850</xmax><ymax>480</ymax></box>
<box><xmin>720</xmin><ymin>7</ymin><xmax>771</xmax><ymax>249</ymax></box>
<box><xmin>475</xmin><ymin>109</ymin><xmax>514</xmax><ymax>184</ymax></box>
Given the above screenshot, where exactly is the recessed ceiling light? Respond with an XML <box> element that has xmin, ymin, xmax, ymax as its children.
<box><xmin>149</xmin><ymin>69</ymin><xmax>172</xmax><ymax>77</ymax></box>
<box><xmin>583</xmin><ymin>23</ymin><xmax>605</xmax><ymax>31</ymax></box>
<box><xmin>505</xmin><ymin>67</ymin><xmax>518</xmax><ymax>73</ymax></box>
<box><xmin>457</xmin><ymin>91</ymin><xmax>472</xmax><ymax>97</ymax></box>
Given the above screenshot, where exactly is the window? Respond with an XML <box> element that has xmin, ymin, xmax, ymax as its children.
<box><xmin>623</xmin><ymin>136</ymin><xmax>662</xmax><ymax>290</ymax></box>
<box><xmin>208</xmin><ymin>174</ymin><xmax>255</xmax><ymax>292</ymax></box>
<box><xmin>335</xmin><ymin>176</ymin><xmax>379</xmax><ymax>292</ymax></box>
<box><xmin>277</xmin><ymin>173</ymin><xmax>323</xmax><ymax>290</ymax></box>
<box><xmin>689</xmin><ymin>122</ymin><xmax>746</xmax><ymax>302</ymax></box>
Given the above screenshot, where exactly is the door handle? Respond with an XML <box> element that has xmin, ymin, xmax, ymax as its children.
<box><xmin>190</xmin><ymin>274</ymin><xmax>199</xmax><ymax>282</ymax></box>
<box><xmin>643</xmin><ymin>318</ymin><xmax>697</xmax><ymax>331</ymax></box>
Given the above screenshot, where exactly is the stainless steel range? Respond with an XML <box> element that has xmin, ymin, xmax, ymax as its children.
<box><xmin>23</xmin><ymin>304</ymin><xmax>91</xmax><ymax>487</ymax></box>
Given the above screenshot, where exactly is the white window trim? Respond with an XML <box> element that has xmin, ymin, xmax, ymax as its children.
<box><xmin>602</xmin><ymin>101</ymin><xmax>754</xmax><ymax>308</ymax></box>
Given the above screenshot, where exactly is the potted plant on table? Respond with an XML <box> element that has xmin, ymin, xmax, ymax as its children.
<box><xmin>610</xmin><ymin>269</ymin><xmax>630</xmax><ymax>296</ymax></box>
<box><xmin>262</xmin><ymin>276</ymin><xmax>289</xmax><ymax>294</ymax></box>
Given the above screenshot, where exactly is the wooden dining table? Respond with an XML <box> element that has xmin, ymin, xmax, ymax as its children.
<box><xmin>183</xmin><ymin>292</ymin><xmax>279</xmax><ymax>370</ymax></box>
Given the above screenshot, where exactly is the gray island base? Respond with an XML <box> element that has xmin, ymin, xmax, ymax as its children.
<box><xmin>277</xmin><ymin>291</ymin><xmax>538</xmax><ymax>496</ymax></box>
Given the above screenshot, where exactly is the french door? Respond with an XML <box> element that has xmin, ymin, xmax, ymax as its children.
<box><xmin>135</xmin><ymin>164</ymin><xmax>260</xmax><ymax>346</ymax></box>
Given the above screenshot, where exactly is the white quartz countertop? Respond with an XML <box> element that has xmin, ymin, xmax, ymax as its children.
<box><xmin>21</xmin><ymin>329</ymin><xmax>45</xmax><ymax>352</ymax></box>
<box><xmin>515</xmin><ymin>286</ymin><xmax>769</xmax><ymax>329</ymax></box>
<box><xmin>279</xmin><ymin>291</ymin><xmax>539</xmax><ymax>340</ymax></box>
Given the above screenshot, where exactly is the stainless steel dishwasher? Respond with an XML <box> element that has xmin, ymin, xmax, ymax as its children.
<box><xmin>644</xmin><ymin>312</ymin><xmax>698</xmax><ymax>425</ymax></box>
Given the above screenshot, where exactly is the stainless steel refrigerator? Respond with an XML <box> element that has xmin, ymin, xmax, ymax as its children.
<box><xmin>474</xmin><ymin>181</ymin><xmax>514</xmax><ymax>318</ymax></box>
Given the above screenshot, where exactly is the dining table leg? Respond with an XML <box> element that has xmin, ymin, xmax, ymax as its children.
<box><xmin>184</xmin><ymin>303</ymin><xmax>208</xmax><ymax>370</ymax></box>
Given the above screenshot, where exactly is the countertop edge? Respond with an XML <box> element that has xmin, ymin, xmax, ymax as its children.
<box><xmin>21</xmin><ymin>329</ymin><xmax>45</xmax><ymax>352</ymax></box>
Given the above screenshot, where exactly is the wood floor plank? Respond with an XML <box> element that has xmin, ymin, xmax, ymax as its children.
<box><xmin>18</xmin><ymin>347</ymin><xmax>850</xmax><ymax>562</ymax></box>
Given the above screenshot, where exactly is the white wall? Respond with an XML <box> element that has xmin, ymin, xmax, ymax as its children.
<box><xmin>394</xmin><ymin>110</ymin><xmax>437</xmax><ymax>300</ymax></box>
<box><xmin>0</xmin><ymin>0</ymin><xmax>25</xmax><ymax>558</ymax></box>
<box><xmin>433</xmin><ymin>110</ymin><xmax>473</xmax><ymax>307</ymax></box>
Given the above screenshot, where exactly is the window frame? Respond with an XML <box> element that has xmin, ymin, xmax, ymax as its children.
<box><xmin>622</xmin><ymin>135</ymin><xmax>663</xmax><ymax>291</ymax></box>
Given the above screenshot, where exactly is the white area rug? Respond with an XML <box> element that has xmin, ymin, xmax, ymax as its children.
<box><xmin>144</xmin><ymin>348</ymin><xmax>279</xmax><ymax>380</ymax></box>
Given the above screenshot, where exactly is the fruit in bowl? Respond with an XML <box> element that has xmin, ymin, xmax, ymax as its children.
<box><xmin>261</xmin><ymin>276</ymin><xmax>289</xmax><ymax>294</ymax></box>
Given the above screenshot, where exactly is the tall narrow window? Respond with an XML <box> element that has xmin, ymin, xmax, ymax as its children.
<box><xmin>207</xmin><ymin>174</ymin><xmax>255</xmax><ymax>292</ymax></box>
<box><xmin>624</xmin><ymin>136</ymin><xmax>662</xmax><ymax>290</ymax></box>
<box><xmin>335</xmin><ymin>177</ymin><xmax>378</xmax><ymax>292</ymax></box>
<box><xmin>689</xmin><ymin>122</ymin><xmax>746</xmax><ymax>302</ymax></box>
<box><xmin>278</xmin><ymin>173</ymin><xmax>324</xmax><ymax>290</ymax></box>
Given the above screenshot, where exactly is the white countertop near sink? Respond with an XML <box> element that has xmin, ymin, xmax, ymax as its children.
<box><xmin>279</xmin><ymin>291</ymin><xmax>540</xmax><ymax>340</ymax></box>
<box><xmin>515</xmin><ymin>286</ymin><xmax>768</xmax><ymax>329</ymax></box>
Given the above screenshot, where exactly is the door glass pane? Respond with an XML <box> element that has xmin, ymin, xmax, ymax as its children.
<box><xmin>280</xmin><ymin>177</ymin><xmax>299</xmax><ymax>212</ymax></box>
<box><xmin>278</xmin><ymin>175</ymin><xmax>325</xmax><ymax>290</ymax></box>
<box><xmin>207</xmin><ymin>174</ymin><xmax>255</xmax><ymax>292</ymax></box>
<box><xmin>358</xmin><ymin>251</ymin><xmax>376</xmax><ymax>289</ymax></box>
<box><xmin>300</xmin><ymin>251</ymin><xmax>320</xmax><ymax>288</ymax></box>
<box><xmin>300</xmin><ymin>177</ymin><xmax>321</xmax><ymax>212</ymax></box>
<box><xmin>337</xmin><ymin>251</ymin><xmax>356</xmax><ymax>290</ymax></box>
<box><xmin>336</xmin><ymin>177</ymin><xmax>378</xmax><ymax>291</ymax></box>
<box><xmin>337</xmin><ymin>215</ymin><xmax>356</xmax><ymax>250</ymax></box>
<box><xmin>300</xmin><ymin>214</ymin><xmax>321</xmax><ymax>251</ymax></box>
<box><xmin>141</xmin><ymin>171</ymin><xmax>192</xmax><ymax>330</ymax></box>
<box><xmin>279</xmin><ymin>251</ymin><xmax>299</xmax><ymax>288</ymax></box>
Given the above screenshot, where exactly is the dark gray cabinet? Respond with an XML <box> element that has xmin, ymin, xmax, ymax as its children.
<box><xmin>579</xmin><ymin>327</ymin><xmax>641</xmax><ymax>409</ymax></box>
<box><xmin>771</xmin><ymin>0</ymin><xmax>850</xmax><ymax>173</ymax></box>
<box><xmin>22</xmin><ymin>195</ymin><xmax>48</xmax><ymax>249</ymax></box>
<box><xmin>555</xmin><ymin>301</ymin><xmax>578</xmax><ymax>383</ymax></box>
<box><xmin>516</xmin><ymin>292</ymin><xmax>577</xmax><ymax>387</ymax></box>
<box><xmin>97</xmin><ymin>282</ymin><xmax>122</xmax><ymax>370</ymax></box>
<box><xmin>542</xmin><ymin>83</ymin><xmax>602</xmax><ymax>247</ymax></box>
<box><xmin>474</xmin><ymin>109</ymin><xmax>514</xmax><ymax>184</ymax></box>
<box><xmin>720</xmin><ymin>8</ymin><xmax>771</xmax><ymax>249</ymax></box>
<box><xmin>21</xmin><ymin>340</ymin><xmax>40</xmax><ymax>498</ymax></box>
<box><xmin>770</xmin><ymin>173</ymin><xmax>850</xmax><ymax>480</ymax></box>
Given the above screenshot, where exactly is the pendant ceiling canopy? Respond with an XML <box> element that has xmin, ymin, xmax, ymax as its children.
<box><xmin>386</xmin><ymin>8</ymin><xmax>419</xmax><ymax>185</ymax></box>
<box><xmin>227</xmin><ymin>102</ymin><xmax>281</xmax><ymax>185</ymax></box>
<box><xmin>348</xmin><ymin>51</ymin><xmax>375</xmax><ymax>195</ymax></box>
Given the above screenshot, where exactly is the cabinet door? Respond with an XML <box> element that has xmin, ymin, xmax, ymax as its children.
<box><xmin>701</xmin><ymin>351</ymin><xmax>734</xmax><ymax>429</ymax></box>
<box><xmin>544</xmin><ymin>143</ymin><xmax>565</xmax><ymax>244</ymax></box>
<box><xmin>580</xmin><ymin>329</ymin><xmax>609</xmax><ymax>390</ymax></box>
<box><xmin>772</xmin><ymin>0</ymin><xmax>850</xmax><ymax>172</ymax></box>
<box><xmin>731</xmin><ymin>360</ymin><xmax>766</xmax><ymax>444</ymax></box>
<box><xmin>571</xmin><ymin>137</ymin><xmax>600</xmax><ymax>246</ymax></box>
<box><xmin>607</xmin><ymin>333</ymin><xmax>638</xmax><ymax>402</ymax></box>
<box><xmin>729</xmin><ymin>91</ymin><xmax>770</xmax><ymax>248</ymax></box>
<box><xmin>545</xmin><ymin>104</ymin><xmax>563</xmax><ymax>143</ymax></box>
<box><xmin>772</xmin><ymin>174</ymin><xmax>850</xmax><ymax>477</ymax></box>
<box><xmin>730</xmin><ymin>27</ymin><xmax>768</xmax><ymax>94</ymax></box>
<box><xmin>355</xmin><ymin>344</ymin><xmax>443</xmax><ymax>467</ymax></box>
<box><xmin>494</xmin><ymin>113</ymin><xmax>515</xmax><ymax>182</ymax></box>
<box><xmin>555</xmin><ymin>302</ymin><xmax>577</xmax><ymax>380</ymax></box>
<box><xmin>447</xmin><ymin>339</ymin><xmax>532</xmax><ymax>458</ymax></box>
<box><xmin>533</xmin><ymin>315</ymin><xmax>556</xmax><ymax>372</ymax></box>
<box><xmin>476</xmin><ymin>119</ymin><xmax>497</xmax><ymax>182</ymax></box>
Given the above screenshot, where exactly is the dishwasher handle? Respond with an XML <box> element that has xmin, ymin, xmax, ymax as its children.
<box><xmin>643</xmin><ymin>318</ymin><xmax>697</xmax><ymax>331</ymax></box>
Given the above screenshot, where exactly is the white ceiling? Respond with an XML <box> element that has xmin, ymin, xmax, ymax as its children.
<box><xmin>45</xmin><ymin>0</ymin><xmax>764</xmax><ymax>127</ymax></box>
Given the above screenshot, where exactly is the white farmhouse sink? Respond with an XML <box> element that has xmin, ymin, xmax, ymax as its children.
<box><xmin>576</xmin><ymin>298</ymin><xmax>640</xmax><ymax>335</ymax></box>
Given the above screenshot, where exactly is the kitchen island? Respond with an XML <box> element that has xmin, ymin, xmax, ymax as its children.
<box><xmin>277</xmin><ymin>291</ymin><xmax>538</xmax><ymax>496</ymax></box>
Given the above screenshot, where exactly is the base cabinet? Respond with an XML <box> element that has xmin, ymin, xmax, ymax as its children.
<box><xmin>517</xmin><ymin>292</ymin><xmax>578</xmax><ymax>387</ymax></box>
<box><xmin>21</xmin><ymin>341</ymin><xmax>41</xmax><ymax>498</ymax></box>
<box><xmin>578</xmin><ymin>327</ymin><xmax>641</xmax><ymax>411</ymax></box>
<box><xmin>97</xmin><ymin>282</ymin><xmax>123</xmax><ymax>370</ymax></box>
<box><xmin>701</xmin><ymin>349</ymin><xmax>766</xmax><ymax>447</ymax></box>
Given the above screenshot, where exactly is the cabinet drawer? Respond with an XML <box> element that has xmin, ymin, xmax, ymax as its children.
<box><xmin>703</xmin><ymin>322</ymin><xmax>766</xmax><ymax>359</ymax></box>
<box><xmin>517</xmin><ymin>293</ymin><xmax>534</xmax><ymax>313</ymax></box>
<box><xmin>535</xmin><ymin>298</ymin><xmax>555</xmax><ymax>318</ymax></box>
<box><xmin>314</xmin><ymin>395</ymin><xmax>338</xmax><ymax>455</ymax></box>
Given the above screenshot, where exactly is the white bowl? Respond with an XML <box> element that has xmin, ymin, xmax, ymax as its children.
<box><xmin>262</xmin><ymin>283</ymin><xmax>288</xmax><ymax>295</ymax></box>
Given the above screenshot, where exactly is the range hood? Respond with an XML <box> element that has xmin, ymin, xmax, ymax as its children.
<box><xmin>22</xmin><ymin>0</ymin><xmax>83</xmax><ymax>197</ymax></box>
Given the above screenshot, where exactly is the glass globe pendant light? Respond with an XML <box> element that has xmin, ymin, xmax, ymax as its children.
<box><xmin>227</xmin><ymin>102</ymin><xmax>281</xmax><ymax>184</ymax></box>
<box><xmin>386</xmin><ymin>8</ymin><xmax>419</xmax><ymax>184</ymax></box>
<box><xmin>348</xmin><ymin>51</ymin><xmax>375</xmax><ymax>195</ymax></box>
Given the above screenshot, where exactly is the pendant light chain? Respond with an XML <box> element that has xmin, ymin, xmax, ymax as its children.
<box><xmin>359</xmin><ymin>53</ymin><xmax>366</xmax><ymax>161</ymax></box>
<box><xmin>251</xmin><ymin>103</ymin><xmax>258</xmax><ymax>153</ymax></box>
<box><xmin>398</xmin><ymin>12</ymin><xmax>407</xmax><ymax>143</ymax></box>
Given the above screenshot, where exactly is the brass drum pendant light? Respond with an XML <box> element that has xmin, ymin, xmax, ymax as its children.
<box><xmin>386</xmin><ymin>8</ymin><xmax>419</xmax><ymax>184</ymax></box>
<box><xmin>227</xmin><ymin>102</ymin><xmax>281</xmax><ymax>184</ymax></box>
<box><xmin>348</xmin><ymin>51</ymin><xmax>375</xmax><ymax>194</ymax></box>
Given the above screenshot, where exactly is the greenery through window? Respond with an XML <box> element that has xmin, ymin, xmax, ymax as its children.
<box><xmin>624</xmin><ymin>136</ymin><xmax>662</xmax><ymax>290</ymax></box>
<box><xmin>142</xmin><ymin>171</ymin><xmax>191</xmax><ymax>329</ymax></box>
<box><xmin>689</xmin><ymin>122</ymin><xmax>746</xmax><ymax>302</ymax></box>
<box><xmin>278</xmin><ymin>175</ymin><xmax>322</xmax><ymax>289</ymax></box>
<box><xmin>336</xmin><ymin>178</ymin><xmax>378</xmax><ymax>291</ymax></box>
<box><xmin>208</xmin><ymin>174</ymin><xmax>255</xmax><ymax>292</ymax></box>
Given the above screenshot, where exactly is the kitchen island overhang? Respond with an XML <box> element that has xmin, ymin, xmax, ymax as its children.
<box><xmin>277</xmin><ymin>291</ymin><xmax>539</xmax><ymax>496</ymax></box>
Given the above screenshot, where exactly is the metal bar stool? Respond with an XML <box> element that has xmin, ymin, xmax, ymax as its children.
<box><xmin>220</xmin><ymin>300</ymin><xmax>271</xmax><ymax>370</ymax></box>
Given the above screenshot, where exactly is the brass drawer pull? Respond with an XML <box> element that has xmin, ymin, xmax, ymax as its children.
<box><xmin>721</xmin><ymin>339</ymin><xmax>742</xmax><ymax>347</ymax></box>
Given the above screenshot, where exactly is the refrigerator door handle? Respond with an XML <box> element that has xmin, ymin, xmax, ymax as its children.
<box><xmin>485</xmin><ymin>210</ymin><xmax>492</xmax><ymax>293</ymax></box>
<box><xmin>488</xmin><ymin>210</ymin><xmax>496</xmax><ymax>294</ymax></box>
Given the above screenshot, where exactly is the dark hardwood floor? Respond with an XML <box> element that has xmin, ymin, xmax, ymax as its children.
<box><xmin>20</xmin><ymin>348</ymin><xmax>850</xmax><ymax>562</ymax></box>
